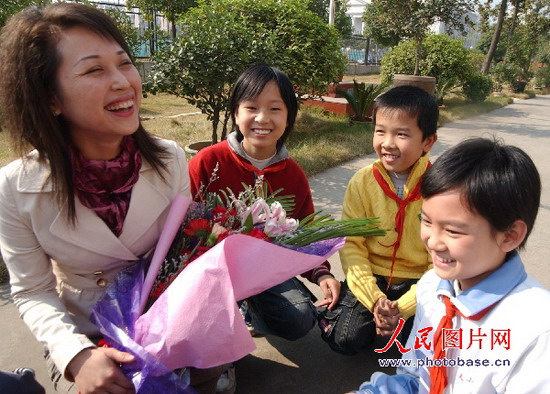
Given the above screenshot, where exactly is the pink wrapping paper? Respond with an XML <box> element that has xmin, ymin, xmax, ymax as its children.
<box><xmin>133</xmin><ymin>234</ymin><xmax>344</xmax><ymax>370</ymax></box>
<box><xmin>139</xmin><ymin>194</ymin><xmax>193</xmax><ymax>313</ymax></box>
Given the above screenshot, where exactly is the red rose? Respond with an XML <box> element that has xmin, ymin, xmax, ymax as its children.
<box><xmin>248</xmin><ymin>228</ymin><xmax>270</xmax><ymax>241</ymax></box>
<box><xmin>183</xmin><ymin>219</ymin><xmax>211</xmax><ymax>238</ymax></box>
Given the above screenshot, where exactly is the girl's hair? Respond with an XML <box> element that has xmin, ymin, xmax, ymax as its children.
<box><xmin>0</xmin><ymin>3</ymin><xmax>168</xmax><ymax>222</ymax></box>
<box><xmin>229</xmin><ymin>63</ymin><xmax>298</xmax><ymax>150</ymax></box>
<box><xmin>372</xmin><ymin>85</ymin><xmax>438</xmax><ymax>140</ymax></box>
<box><xmin>421</xmin><ymin>137</ymin><xmax>541</xmax><ymax>249</ymax></box>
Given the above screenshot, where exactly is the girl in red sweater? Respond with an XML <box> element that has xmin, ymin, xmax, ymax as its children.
<box><xmin>189</xmin><ymin>63</ymin><xmax>340</xmax><ymax>344</ymax></box>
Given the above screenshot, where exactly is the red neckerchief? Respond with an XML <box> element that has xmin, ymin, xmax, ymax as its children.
<box><xmin>229</xmin><ymin>147</ymin><xmax>287</xmax><ymax>195</ymax></box>
<box><xmin>430</xmin><ymin>295</ymin><xmax>495</xmax><ymax>394</ymax></box>
<box><xmin>372</xmin><ymin>162</ymin><xmax>429</xmax><ymax>288</ymax></box>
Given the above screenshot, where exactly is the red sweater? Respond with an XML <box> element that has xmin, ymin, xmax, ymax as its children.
<box><xmin>188</xmin><ymin>138</ymin><xmax>331</xmax><ymax>283</ymax></box>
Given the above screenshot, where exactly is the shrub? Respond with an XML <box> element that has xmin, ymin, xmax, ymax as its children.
<box><xmin>490</xmin><ymin>60</ymin><xmax>533</xmax><ymax>93</ymax></box>
<box><xmin>380</xmin><ymin>34</ymin><xmax>475</xmax><ymax>85</ymax></box>
<box><xmin>490</xmin><ymin>62</ymin><xmax>515</xmax><ymax>92</ymax></box>
<box><xmin>468</xmin><ymin>51</ymin><xmax>486</xmax><ymax>72</ymax></box>
<box><xmin>462</xmin><ymin>72</ymin><xmax>493</xmax><ymax>102</ymax></box>
<box><xmin>510</xmin><ymin>80</ymin><xmax>527</xmax><ymax>93</ymax></box>
<box><xmin>380</xmin><ymin>40</ymin><xmax>416</xmax><ymax>84</ymax></box>
<box><xmin>535</xmin><ymin>65</ymin><xmax>550</xmax><ymax>87</ymax></box>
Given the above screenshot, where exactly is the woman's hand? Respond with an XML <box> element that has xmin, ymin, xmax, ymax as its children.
<box><xmin>373</xmin><ymin>297</ymin><xmax>402</xmax><ymax>336</ymax></box>
<box><xmin>67</xmin><ymin>347</ymin><xmax>136</xmax><ymax>394</ymax></box>
<box><xmin>317</xmin><ymin>275</ymin><xmax>341</xmax><ymax>310</ymax></box>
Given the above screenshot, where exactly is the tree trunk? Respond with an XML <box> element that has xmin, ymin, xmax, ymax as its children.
<box><xmin>148</xmin><ymin>18</ymin><xmax>155</xmax><ymax>56</ymax></box>
<box><xmin>211</xmin><ymin>110</ymin><xmax>219</xmax><ymax>144</ymax></box>
<box><xmin>365</xmin><ymin>37</ymin><xmax>370</xmax><ymax>65</ymax></box>
<box><xmin>221</xmin><ymin>110</ymin><xmax>231</xmax><ymax>141</ymax></box>
<box><xmin>170</xmin><ymin>18</ymin><xmax>177</xmax><ymax>40</ymax></box>
<box><xmin>508</xmin><ymin>0</ymin><xmax>521</xmax><ymax>37</ymax></box>
<box><xmin>482</xmin><ymin>0</ymin><xmax>508</xmax><ymax>74</ymax></box>
<box><xmin>414</xmin><ymin>38</ymin><xmax>422</xmax><ymax>76</ymax></box>
<box><xmin>503</xmin><ymin>0</ymin><xmax>522</xmax><ymax>62</ymax></box>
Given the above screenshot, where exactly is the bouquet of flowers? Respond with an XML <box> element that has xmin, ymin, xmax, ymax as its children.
<box><xmin>91</xmin><ymin>177</ymin><xmax>385</xmax><ymax>393</ymax></box>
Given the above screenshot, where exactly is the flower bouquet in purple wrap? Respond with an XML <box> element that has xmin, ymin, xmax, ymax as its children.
<box><xmin>91</xmin><ymin>178</ymin><xmax>385</xmax><ymax>393</ymax></box>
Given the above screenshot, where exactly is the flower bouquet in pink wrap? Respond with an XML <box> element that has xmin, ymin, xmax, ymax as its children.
<box><xmin>91</xmin><ymin>179</ymin><xmax>385</xmax><ymax>392</ymax></box>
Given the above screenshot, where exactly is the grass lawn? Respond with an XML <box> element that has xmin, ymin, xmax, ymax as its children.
<box><xmin>342</xmin><ymin>74</ymin><xmax>382</xmax><ymax>84</ymax></box>
<box><xmin>438</xmin><ymin>94</ymin><xmax>514</xmax><ymax>125</ymax></box>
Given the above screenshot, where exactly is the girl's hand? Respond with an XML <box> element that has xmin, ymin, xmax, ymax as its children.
<box><xmin>67</xmin><ymin>347</ymin><xmax>136</xmax><ymax>394</ymax></box>
<box><xmin>317</xmin><ymin>275</ymin><xmax>341</xmax><ymax>310</ymax></box>
<box><xmin>373</xmin><ymin>297</ymin><xmax>402</xmax><ymax>336</ymax></box>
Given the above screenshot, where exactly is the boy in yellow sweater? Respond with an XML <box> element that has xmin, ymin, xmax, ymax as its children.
<box><xmin>318</xmin><ymin>85</ymin><xmax>438</xmax><ymax>354</ymax></box>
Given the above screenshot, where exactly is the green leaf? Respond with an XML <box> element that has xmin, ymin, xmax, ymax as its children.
<box><xmin>242</xmin><ymin>213</ymin><xmax>254</xmax><ymax>234</ymax></box>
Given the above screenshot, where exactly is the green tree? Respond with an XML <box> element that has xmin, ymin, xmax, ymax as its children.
<box><xmin>535</xmin><ymin>38</ymin><xmax>550</xmax><ymax>65</ymax></box>
<box><xmin>146</xmin><ymin>0</ymin><xmax>346</xmax><ymax>143</ymax></box>
<box><xmin>363</xmin><ymin>0</ymin><xmax>475</xmax><ymax>75</ymax></box>
<box><xmin>0</xmin><ymin>0</ymin><xmax>50</xmax><ymax>26</ymax></box>
<box><xmin>505</xmin><ymin>1</ymin><xmax>550</xmax><ymax>89</ymax></box>
<box><xmin>476</xmin><ymin>27</ymin><xmax>508</xmax><ymax>64</ymax></box>
<box><xmin>102</xmin><ymin>8</ymin><xmax>144</xmax><ymax>57</ymax></box>
<box><xmin>480</xmin><ymin>0</ymin><xmax>550</xmax><ymax>88</ymax></box>
<box><xmin>307</xmin><ymin>0</ymin><xmax>352</xmax><ymax>39</ymax></box>
<box><xmin>477</xmin><ymin>0</ymin><xmax>494</xmax><ymax>33</ymax></box>
<box><xmin>128</xmin><ymin>0</ymin><xmax>198</xmax><ymax>39</ymax></box>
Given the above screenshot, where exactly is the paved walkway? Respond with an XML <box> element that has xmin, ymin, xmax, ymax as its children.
<box><xmin>1</xmin><ymin>95</ymin><xmax>549</xmax><ymax>393</ymax></box>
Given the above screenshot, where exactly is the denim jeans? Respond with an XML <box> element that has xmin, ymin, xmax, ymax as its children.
<box><xmin>318</xmin><ymin>276</ymin><xmax>417</xmax><ymax>355</ymax></box>
<box><xmin>0</xmin><ymin>370</ymin><xmax>45</xmax><ymax>394</ymax></box>
<box><xmin>246</xmin><ymin>277</ymin><xmax>318</xmax><ymax>341</ymax></box>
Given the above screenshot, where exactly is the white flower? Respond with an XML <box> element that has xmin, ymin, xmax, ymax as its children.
<box><xmin>211</xmin><ymin>223</ymin><xmax>227</xmax><ymax>236</ymax></box>
<box><xmin>241</xmin><ymin>198</ymin><xmax>271</xmax><ymax>225</ymax></box>
<box><xmin>263</xmin><ymin>202</ymin><xmax>299</xmax><ymax>237</ymax></box>
<box><xmin>264</xmin><ymin>217</ymin><xmax>299</xmax><ymax>237</ymax></box>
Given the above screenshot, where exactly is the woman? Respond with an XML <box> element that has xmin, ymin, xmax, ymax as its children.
<box><xmin>0</xmin><ymin>3</ymin><xmax>200</xmax><ymax>393</ymax></box>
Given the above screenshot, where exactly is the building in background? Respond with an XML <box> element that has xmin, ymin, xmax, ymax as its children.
<box><xmin>430</xmin><ymin>11</ymin><xmax>480</xmax><ymax>49</ymax></box>
<box><xmin>86</xmin><ymin>0</ymin><xmax>171</xmax><ymax>57</ymax></box>
<box><xmin>347</xmin><ymin>0</ymin><xmax>369</xmax><ymax>36</ymax></box>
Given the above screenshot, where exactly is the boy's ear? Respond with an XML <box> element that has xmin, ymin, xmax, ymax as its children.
<box><xmin>422</xmin><ymin>134</ymin><xmax>437</xmax><ymax>154</ymax></box>
<box><xmin>500</xmin><ymin>219</ymin><xmax>528</xmax><ymax>252</ymax></box>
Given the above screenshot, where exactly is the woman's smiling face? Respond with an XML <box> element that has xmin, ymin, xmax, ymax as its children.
<box><xmin>52</xmin><ymin>26</ymin><xmax>142</xmax><ymax>159</ymax></box>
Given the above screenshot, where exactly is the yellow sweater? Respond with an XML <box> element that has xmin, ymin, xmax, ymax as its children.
<box><xmin>340</xmin><ymin>154</ymin><xmax>432</xmax><ymax>320</ymax></box>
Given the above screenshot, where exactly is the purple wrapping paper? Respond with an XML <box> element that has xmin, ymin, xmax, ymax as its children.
<box><xmin>91</xmin><ymin>260</ymin><xmax>193</xmax><ymax>393</ymax></box>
